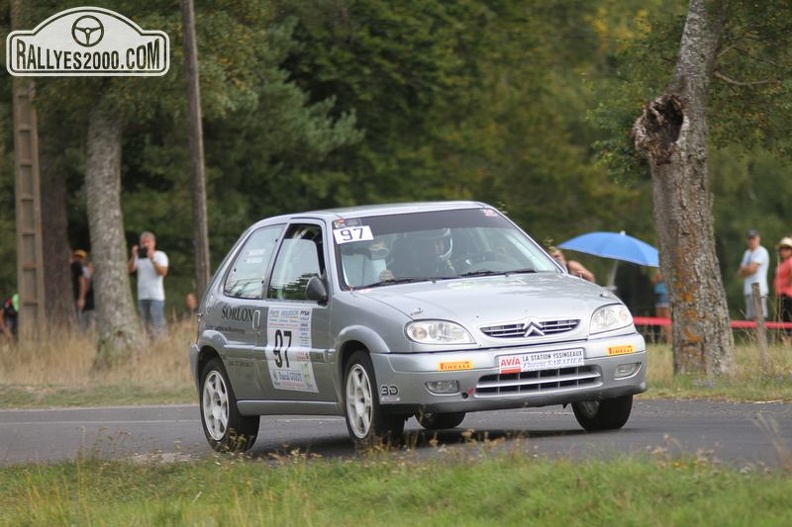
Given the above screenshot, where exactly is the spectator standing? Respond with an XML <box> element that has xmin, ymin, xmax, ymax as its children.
<box><xmin>0</xmin><ymin>293</ymin><xmax>19</xmax><ymax>342</ymax></box>
<box><xmin>773</xmin><ymin>237</ymin><xmax>792</xmax><ymax>343</ymax></box>
<box><xmin>183</xmin><ymin>292</ymin><xmax>198</xmax><ymax>320</ymax></box>
<box><xmin>652</xmin><ymin>270</ymin><xmax>671</xmax><ymax>343</ymax></box>
<box><xmin>128</xmin><ymin>231</ymin><xmax>169</xmax><ymax>337</ymax></box>
<box><xmin>72</xmin><ymin>249</ymin><xmax>96</xmax><ymax>332</ymax></box>
<box><xmin>738</xmin><ymin>229</ymin><xmax>770</xmax><ymax>320</ymax></box>
<box><xmin>550</xmin><ymin>248</ymin><xmax>596</xmax><ymax>282</ymax></box>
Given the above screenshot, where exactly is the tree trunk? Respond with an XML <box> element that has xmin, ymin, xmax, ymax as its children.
<box><xmin>85</xmin><ymin>102</ymin><xmax>144</xmax><ymax>369</ymax></box>
<box><xmin>40</xmin><ymin>112</ymin><xmax>78</xmax><ymax>331</ymax></box>
<box><xmin>631</xmin><ymin>0</ymin><xmax>734</xmax><ymax>376</ymax></box>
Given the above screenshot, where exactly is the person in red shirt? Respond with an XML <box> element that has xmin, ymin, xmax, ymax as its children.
<box><xmin>773</xmin><ymin>237</ymin><xmax>792</xmax><ymax>342</ymax></box>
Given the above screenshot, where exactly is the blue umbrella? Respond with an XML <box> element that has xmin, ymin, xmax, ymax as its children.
<box><xmin>558</xmin><ymin>231</ymin><xmax>659</xmax><ymax>267</ymax></box>
<box><xmin>558</xmin><ymin>231</ymin><xmax>659</xmax><ymax>289</ymax></box>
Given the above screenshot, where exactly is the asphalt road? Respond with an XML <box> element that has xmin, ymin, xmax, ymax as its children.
<box><xmin>2</xmin><ymin>399</ymin><xmax>791</xmax><ymax>470</ymax></box>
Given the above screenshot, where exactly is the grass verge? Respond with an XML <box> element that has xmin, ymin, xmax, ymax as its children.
<box><xmin>1</xmin><ymin>451</ymin><xmax>791</xmax><ymax>526</ymax></box>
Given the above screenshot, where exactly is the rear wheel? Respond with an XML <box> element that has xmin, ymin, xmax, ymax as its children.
<box><xmin>344</xmin><ymin>351</ymin><xmax>405</xmax><ymax>449</ymax></box>
<box><xmin>416</xmin><ymin>411</ymin><xmax>466</xmax><ymax>430</ymax></box>
<box><xmin>572</xmin><ymin>395</ymin><xmax>633</xmax><ymax>431</ymax></box>
<box><xmin>200</xmin><ymin>357</ymin><xmax>260</xmax><ymax>452</ymax></box>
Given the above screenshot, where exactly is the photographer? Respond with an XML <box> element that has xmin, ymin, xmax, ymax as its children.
<box><xmin>128</xmin><ymin>231</ymin><xmax>169</xmax><ymax>337</ymax></box>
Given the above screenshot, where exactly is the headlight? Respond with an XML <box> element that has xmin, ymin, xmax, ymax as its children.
<box><xmin>590</xmin><ymin>304</ymin><xmax>633</xmax><ymax>334</ymax></box>
<box><xmin>406</xmin><ymin>320</ymin><xmax>475</xmax><ymax>344</ymax></box>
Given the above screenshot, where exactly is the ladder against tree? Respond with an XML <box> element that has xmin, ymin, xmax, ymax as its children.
<box><xmin>12</xmin><ymin>78</ymin><xmax>45</xmax><ymax>341</ymax></box>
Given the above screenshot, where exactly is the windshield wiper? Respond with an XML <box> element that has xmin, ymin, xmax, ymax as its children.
<box><xmin>505</xmin><ymin>268</ymin><xmax>537</xmax><ymax>275</ymax></box>
<box><xmin>458</xmin><ymin>268</ymin><xmax>537</xmax><ymax>278</ymax></box>
<box><xmin>362</xmin><ymin>277</ymin><xmax>430</xmax><ymax>288</ymax></box>
<box><xmin>458</xmin><ymin>269</ymin><xmax>506</xmax><ymax>278</ymax></box>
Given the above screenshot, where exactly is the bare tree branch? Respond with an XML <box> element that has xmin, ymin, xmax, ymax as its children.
<box><xmin>713</xmin><ymin>70</ymin><xmax>781</xmax><ymax>87</ymax></box>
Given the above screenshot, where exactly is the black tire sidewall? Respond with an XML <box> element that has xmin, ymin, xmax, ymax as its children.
<box><xmin>573</xmin><ymin>395</ymin><xmax>633</xmax><ymax>431</ymax></box>
<box><xmin>200</xmin><ymin>357</ymin><xmax>259</xmax><ymax>452</ymax></box>
<box><xmin>344</xmin><ymin>350</ymin><xmax>405</xmax><ymax>448</ymax></box>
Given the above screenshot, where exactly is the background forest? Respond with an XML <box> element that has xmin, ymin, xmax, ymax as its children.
<box><xmin>1</xmin><ymin>0</ymin><xmax>790</xmax><ymax>322</ymax></box>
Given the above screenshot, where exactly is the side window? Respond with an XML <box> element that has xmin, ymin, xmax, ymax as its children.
<box><xmin>223</xmin><ymin>225</ymin><xmax>282</xmax><ymax>299</ymax></box>
<box><xmin>267</xmin><ymin>224</ymin><xmax>324</xmax><ymax>300</ymax></box>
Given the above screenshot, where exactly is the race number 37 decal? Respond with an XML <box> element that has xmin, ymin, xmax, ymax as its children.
<box><xmin>266</xmin><ymin>308</ymin><xmax>318</xmax><ymax>393</ymax></box>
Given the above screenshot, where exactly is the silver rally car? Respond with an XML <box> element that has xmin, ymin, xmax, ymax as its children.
<box><xmin>190</xmin><ymin>201</ymin><xmax>647</xmax><ymax>451</ymax></box>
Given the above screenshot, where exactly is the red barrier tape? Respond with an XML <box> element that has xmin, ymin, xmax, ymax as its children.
<box><xmin>633</xmin><ymin>316</ymin><xmax>792</xmax><ymax>330</ymax></box>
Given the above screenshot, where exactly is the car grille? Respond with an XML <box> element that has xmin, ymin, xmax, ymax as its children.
<box><xmin>475</xmin><ymin>366</ymin><xmax>600</xmax><ymax>397</ymax></box>
<box><xmin>479</xmin><ymin>319</ymin><xmax>580</xmax><ymax>338</ymax></box>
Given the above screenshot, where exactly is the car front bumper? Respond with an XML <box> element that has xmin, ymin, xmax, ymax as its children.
<box><xmin>371</xmin><ymin>334</ymin><xmax>647</xmax><ymax>414</ymax></box>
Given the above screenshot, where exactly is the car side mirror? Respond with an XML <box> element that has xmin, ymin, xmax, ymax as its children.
<box><xmin>305</xmin><ymin>275</ymin><xmax>328</xmax><ymax>305</ymax></box>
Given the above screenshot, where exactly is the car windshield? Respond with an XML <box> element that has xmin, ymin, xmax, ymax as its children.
<box><xmin>334</xmin><ymin>207</ymin><xmax>560</xmax><ymax>288</ymax></box>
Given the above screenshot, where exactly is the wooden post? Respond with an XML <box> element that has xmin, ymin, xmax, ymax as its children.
<box><xmin>181</xmin><ymin>0</ymin><xmax>211</xmax><ymax>300</ymax></box>
<box><xmin>752</xmin><ymin>283</ymin><xmax>769</xmax><ymax>375</ymax></box>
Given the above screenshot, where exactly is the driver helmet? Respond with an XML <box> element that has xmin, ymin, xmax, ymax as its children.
<box><xmin>407</xmin><ymin>228</ymin><xmax>453</xmax><ymax>263</ymax></box>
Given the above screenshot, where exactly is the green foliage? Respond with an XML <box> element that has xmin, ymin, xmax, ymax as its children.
<box><xmin>1</xmin><ymin>1</ymin><xmax>365</xmax><ymax>300</ymax></box>
<box><xmin>274</xmin><ymin>0</ymin><xmax>648</xmax><ymax>244</ymax></box>
<box><xmin>2</xmin><ymin>0</ymin><xmax>792</xmax><ymax>319</ymax></box>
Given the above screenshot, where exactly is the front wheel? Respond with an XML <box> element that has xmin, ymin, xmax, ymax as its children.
<box><xmin>200</xmin><ymin>357</ymin><xmax>260</xmax><ymax>452</ymax></box>
<box><xmin>572</xmin><ymin>395</ymin><xmax>633</xmax><ymax>431</ymax></box>
<box><xmin>344</xmin><ymin>351</ymin><xmax>405</xmax><ymax>449</ymax></box>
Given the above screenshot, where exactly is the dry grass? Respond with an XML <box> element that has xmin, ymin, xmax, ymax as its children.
<box><xmin>2</xmin><ymin>324</ymin><xmax>792</xmax><ymax>407</ymax></box>
<box><xmin>647</xmin><ymin>341</ymin><xmax>792</xmax><ymax>382</ymax></box>
<box><xmin>646</xmin><ymin>338</ymin><xmax>792</xmax><ymax>401</ymax></box>
<box><xmin>0</xmin><ymin>319</ymin><xmax>195</xmax><ymax>407</ymax></box>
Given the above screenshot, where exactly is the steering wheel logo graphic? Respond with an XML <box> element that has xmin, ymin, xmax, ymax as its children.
<box><xmin>71</xmin><ymin>15</ymin><xmax>104</xmax><ymax>47</ymax></box>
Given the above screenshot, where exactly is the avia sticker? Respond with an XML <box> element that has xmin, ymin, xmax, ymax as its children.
<box><xmin>497</xmin><ymin>355</ymin><xmax>521</xmax><ymax>374</ymax></box>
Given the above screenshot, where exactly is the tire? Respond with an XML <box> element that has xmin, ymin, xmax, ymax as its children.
<box><xmin>572</xmin><ymin>394</ymin><xmax>634</xmax><ymax>431</ymax></box>
<box><xmin>344</xmin><ymin>351</ymin><xmax>405</xmax><ymax>449</ymax></box>
<box><xmin>416</xmin><ymin>411</ymin><xmax>466</xmax><ymax>430</ymax></box>
<box><xmin>200</xmin><ymin>357</ymin><xmax>260</xmax><ymax>452</ymax></box>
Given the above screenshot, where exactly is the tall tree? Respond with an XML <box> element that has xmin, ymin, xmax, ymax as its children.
<box><xmin>631</xmin><ymin>0</ymin><xmax>734</xmax><ymax>375</ymax></box>
<box><xmin>86</xmin><ymin>101</ymin><xmax>144</xmax><ymax>366</ymax></box>
<box><xmin>39</xmin><ymin>109</ymin><xmax>81</xmax><ymax>330</ymax></box>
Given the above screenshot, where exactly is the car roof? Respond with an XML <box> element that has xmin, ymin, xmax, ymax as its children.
<box><xmin>254</xmin><ymin>200</ymin><xmax>494</xmax><ymax>226</ymax></box>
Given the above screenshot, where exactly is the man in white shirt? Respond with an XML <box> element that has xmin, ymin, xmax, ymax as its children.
<box><xmin>738</xmin><ymin>229</ymin><xmax>769</xmax><ymax>320</ymax></box>
<box><xmin>128</xmin><ymin>231</ymin><xmax>169</xmax><ymax>337</ymax></box>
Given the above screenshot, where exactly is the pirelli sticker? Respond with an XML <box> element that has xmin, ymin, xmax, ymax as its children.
<box><xmin>438</xmin><ymin>360</ymin><xmax>473</xmax><ymax>371</ymax></box>
<box><xmin>607</xmin><ymin>344</ymin><xmax>635</xmax><ymax>356</ymax></box>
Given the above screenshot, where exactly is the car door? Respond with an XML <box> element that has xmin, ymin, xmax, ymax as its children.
<box><xmin>217</xmin><ymin>224</ymin><xmax>282</xmax><ymax>400</ymax></box>
<box><xmin>260</xmin><ymin>223</ymin><xmax>335</xmax><ymax>403</ymax></box>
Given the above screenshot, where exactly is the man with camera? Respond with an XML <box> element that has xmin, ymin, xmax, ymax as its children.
<box><xmin>128</xmin><ymin>231</ymin><xmax>169</xmax><ymax>337</ymax></box>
